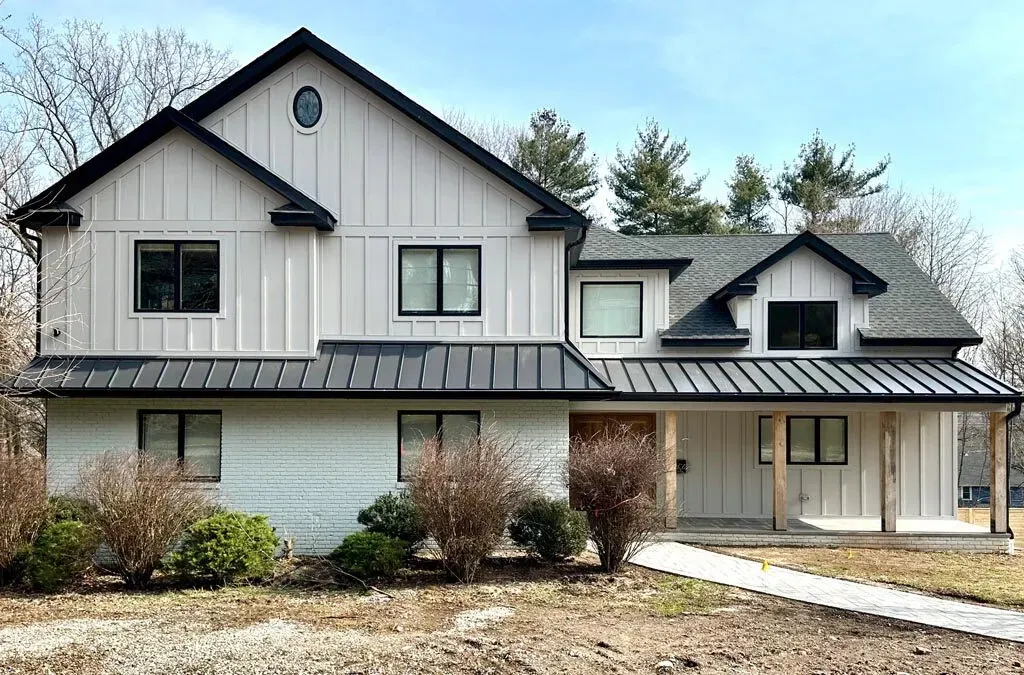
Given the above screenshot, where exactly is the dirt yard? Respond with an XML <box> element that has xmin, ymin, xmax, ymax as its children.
<box><xmin>0</xmin><ymin>553</ymin><xmax>1021</xmax><ymax>674</ymax></box>
<box><xmin>715</xmin><ymin>546</ymin><xmax>1024</xmax><ymax>609</ymax></box>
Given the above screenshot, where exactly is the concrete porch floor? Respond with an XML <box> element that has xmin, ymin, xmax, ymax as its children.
<box><xmin>674</xmin><ymin>515</ymin><xmax>989</xmax><ymax>534</ymax></box>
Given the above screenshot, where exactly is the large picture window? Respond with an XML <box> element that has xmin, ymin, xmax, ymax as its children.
<box><xmin>398</xmin><ymin>411</ymin><xmax>480</xmax><ymax>481</ymax></box>
<box><xmin>580</xmin><ymin>281</ymin><xmax>642</xmax><ymax>338</ymax></box>
<box><xmin>758</xmin><ymin>415</ymin><xmax>847</xmax><ymax>465</ymax></box>
<box><xmin>135</xmin><ymin>241</ymin><xmax>219</xmax><ymax>312</ymax></box>
<box><xmin>398</xmin><ymin>246</ymin><xmax>480</xmax><ymax>315</ymax></box>
<box><xmin>138</xmin><ymin>411</ymin><xmax>222</xmax><ymax>480</ymax></box>
<box><xmin>767</xmin><ymin>301</ymin><xmax>837</xmax><ymax>350</ymax></box>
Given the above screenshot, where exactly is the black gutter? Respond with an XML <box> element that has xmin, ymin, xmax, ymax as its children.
<box><xmin>660</xmin><ymin>335</ymin><xmax>751</xmax><ymax>348</ymax></box>
<box><xmin>564</xmin><ymin>225</ymin><xmax>588</xmax><ymax>342</ymax></box>
<box><xmin>19</xmin><ymin>224</ymin><xmax>42</xmax><ymax>355</ymax></box>
<box><xmin>859</xmin><ymin>332</ymin><xmax>984</xmax><ymax>349</ymax></box>
<box><xmin>1006</xmin><ymin>400</ymin><xmax>1022</xmax><ymax>539</ymax></box>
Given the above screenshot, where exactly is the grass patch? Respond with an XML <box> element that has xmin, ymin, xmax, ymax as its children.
<box><xmin>650</xmin><ymin>577</ymin><xmax>729</xmax><ymax>617</ymax></box>
<box><xmin>715</xmin><ymin>547</ymin><xmax>1024</xmax><ymax>608</ymax></box>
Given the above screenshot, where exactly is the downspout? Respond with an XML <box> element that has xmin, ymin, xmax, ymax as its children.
<box><xmin>1006</xmin><ymin>399</ymin><xmax>1021</xmax><ymax>541</ymax></box>
<box><xmin>18</xmin><ymin>223</ymin><xmax>42</xmax><ymax>356</ymax></box>
<box><xmin>563</xmin><ymin>225</ymin><xmax>587</xmax><ymax>341</ymax></box>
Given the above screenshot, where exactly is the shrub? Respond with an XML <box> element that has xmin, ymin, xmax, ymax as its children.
<box><xmin>167</xmin><ymin>511</ymin><xmax>279</xmax><ymax>586</ymax></box>
<box><xmin>327</xmin><ymin>532</ymin><xmax>405</xmax><ymax>581</ymax></box>
<box><xmin>47</xmin><ymin>495</ymin><xmax>91</xmax><ymax>524</ymax></box>
<box><xmin>408</xmin><ymin>431</ymin><xmax>537</xmax><ymax>582</ymax></box>
<box><xmin>357</xmin><ymin>493</ymin><xmax>426</xmax><ymax>556</ymax></box>
<box><xmin>509</xmin><ymin>496</ymin><xmax>587</xmax><ymax>562</ymax></box>
<box><xmin>0</xmin><ymin>454</ymin><xmax>48</xmax><ymax>585</ymax></box>
<box><xmin>26</xmin><ymin>520</ymin><xmax>100</xmax><ymax>592</ymax></box>
<box><xmin>76</xmin><ymin>450</ymin><xmax>213</xmax><ymax>588</ymax></box>
<box><xmin>567</xmin><ymin>425</ymin><xmax>662</xmax><ymax>573</ymax></box>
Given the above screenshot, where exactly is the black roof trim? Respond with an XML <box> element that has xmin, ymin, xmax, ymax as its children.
<box><xmin>17</xmin><ymin>203</ymin><xmax>82</xmax><ymax>229</ymax></box>
<box><xmin>574</xmin><ymin>258</ymin><xmax>692</xmax><ymax>282</ymax></box>
<box><xmin>660</xmin><ymin>334</ymin><xmax>751</xmax><ymax>347</ymax></box>
<box><xmin>182</xmin><ymin>27</ymin><xmax>587</xmax><ymax>230</ymax></box>
<box><xmin>268</xmin><ymin>202</ymin><xmax>334</xmax><ymax>231</ymax></box>
<box><xmin>14</xmin><ymin>107</ymin><xmax>336</xmax><ymax>231</ymax></box>
<box><xmin>857</xmin><ymin>330</ymin><xmax>984</xmax><ymax>348</ymax></box>
<box><xmin>711</xmin><ymin>231</ymin><xmax>888</xmax><ymax>302</ymax></box>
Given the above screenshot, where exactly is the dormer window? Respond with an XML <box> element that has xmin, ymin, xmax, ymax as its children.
<box><xmin>580</xmin><ymin>281</ymin><xmax>642</xmax><ymax>338</ymax></box>
<box><xmin>767</xmin><ymin>301</ymin><xmax>837</xmax><ymax>350</ymax></box>
<box><xmin>135</xmin><ymin>241</ymin><xmax>219</xmax><ymax>313</ymax></box>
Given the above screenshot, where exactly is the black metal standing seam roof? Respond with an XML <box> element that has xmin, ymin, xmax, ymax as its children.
<box><xmin>587</xmin><ymin>357</ymin><xmax>1021</xmax><ymax>403</ymax></box>
<box><xmin>6</xmin><ymin>342</ymin><xmax>614</xmax><ymax>398</ymax></box>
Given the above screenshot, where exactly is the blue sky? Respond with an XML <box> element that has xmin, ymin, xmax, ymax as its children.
<box><xmin>8</xmin><ymin>0</ymin><xmax>1024</xmax><ymax>256</ymax></box>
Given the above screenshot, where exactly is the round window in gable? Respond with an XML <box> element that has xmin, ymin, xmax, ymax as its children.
<box><xmin>292</xmin><ymin>85</ymin><xmax>322</xmax><ymax>129</ymax></box>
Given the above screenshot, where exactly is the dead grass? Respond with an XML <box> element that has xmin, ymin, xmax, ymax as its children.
<box><xmin>715</xmin><ymin>546</ymin><xmax>1024</xmax><ymax>608</ymax></box>
<box><xmin>1</xmin><ymin>551</ymin><xmax>1022</xmax><ymax>674</ymax></box>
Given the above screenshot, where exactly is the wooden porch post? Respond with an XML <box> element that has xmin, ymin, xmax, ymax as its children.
<box><xmin>880</xmin><ymin>411</ymin><xmax>898</xmax><ymax>533</ymax></box>
<box><xmin>664</xmin><ymin>411</ymin><xmax>678</xmax><ymax>530</ymax></box>
<box><xmin>990</xmin><ymin>411</ymin><xmax>1008</xmax><ymax>534</ymax></box>
<box><xmin>772</xmin><ymin>412</ymin><xmax>787</xmax><ymax>531</ymax></box>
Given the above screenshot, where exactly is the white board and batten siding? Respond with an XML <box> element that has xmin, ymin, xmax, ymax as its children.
<box><xmin>567</xmin><ymin>269</ymin><xmax>670</xmax><ymax>355</ymax></box>
<box><xmin>676</xmin><ymin>410</ymin><xmax>957</xmax><ymax>518</ymax></box>
<box><xmin>41</xmin><ymin>129</ymin><xmax>317</xmax><ymax>357</ymax></box>
<box><xmin>39</xmin><ymin>52</ymin><xmax>565</xmax><ymax>358</ymax></box>
<box><xmin>198</xmin><ymin>52</ymin><xmax>563</xmax><ymax>341</ymax></box>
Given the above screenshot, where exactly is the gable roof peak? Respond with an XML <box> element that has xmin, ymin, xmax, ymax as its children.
<box><xmin>182</xmin><ymin>27</ymin><xmax>588</xmax><ymax>230</ymax></box>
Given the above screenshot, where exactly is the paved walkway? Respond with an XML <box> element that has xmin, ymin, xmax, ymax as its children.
<box><xmin>630</xmin><ymin>542</ymin><xmax>1024</xmax><ymax>643</ymax></box>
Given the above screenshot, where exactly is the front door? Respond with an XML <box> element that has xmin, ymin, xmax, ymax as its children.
<box><xmin>569</xmin><ymin>413</ymin><xmax>657</xmax><ymax>441</ymax></box>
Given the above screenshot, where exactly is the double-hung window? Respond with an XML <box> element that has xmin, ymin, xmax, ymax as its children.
<box><xmin>139</xmin><ymin>411</ymin><xmax>222</xmax><ymax>481</ymax></box>
<box><xmin>758</xmin><ymin>415</ymin><xmax>847</xmax><ymax>465</ymax></box>
<box><xmin>135</xmin><ymin>241</ymin><xmax>220</xmax><ymax>312</ymax></box>
<box><xmin>767</xmin><ymin>301</ymin><xmax>837</xmax><ymax>350</ymax></box>
<box><xmin>398</xmin><ymin>411</ymin><xmax>480</xmax><ymax>481</ymax></box>
<box><xmin>580</xmin><ymin>281</ymin><xmax>642</xmax><ymax>338</ymax></box>
<box><xmin>399</xmin><ymin>246</ymin><xmax>480</xmax><ymax>315</ymax></box>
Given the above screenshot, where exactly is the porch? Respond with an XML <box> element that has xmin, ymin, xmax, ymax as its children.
<box><xmin>572</xmin><ymin>356</ymin><xmax>1021</xmax><ymax>552</ymax></box>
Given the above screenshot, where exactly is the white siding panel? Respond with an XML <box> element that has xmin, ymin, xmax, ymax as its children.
<box><xmin>570</xmin><ymin>269</ymin><xmax>669</xmax><ymax>355</ymax></box>
<box><xmin>676</xmin><ymin>410</ymin><xmax>955</xmax><ymax>520</ymax></box>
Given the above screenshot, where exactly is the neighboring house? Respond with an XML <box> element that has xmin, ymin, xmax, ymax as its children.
<box><xmin>5</xmin><ymin>28</ymin><xmax>1020</xmax><ymax>553</ymax></box>
<box><xmin>958</xmin><ymin>451</ymin><xmax>1024</xmax><ymax>508</ymax></box>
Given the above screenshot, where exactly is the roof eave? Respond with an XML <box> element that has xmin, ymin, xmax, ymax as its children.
<box><xmin>574</xmin><ymin>258</ymin><xmax>693</xmax><ymax>282</ymax></box>
<box><xmin>858</xmin><ymin>331</ymin><xmax>984</xmax><ymax>348</ymax></box>
<box><xmin>660</xmin><ymin>334</ymin><xmax>751</xmax><ymax>348</ymax></box>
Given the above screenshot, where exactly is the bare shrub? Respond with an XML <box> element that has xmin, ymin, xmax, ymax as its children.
<box><xmin>568</xmin><ymin>425</ymin><xmax>662</xmax><ymax>573</ymax></box>
<box><xmin>76</xmin><ymin>450</ymin><xmax>212</xmax><ymax>588</ymax></box>
<box><xmin>0</xmin><ymin>454</ymin><xmax>47</xmax><ymax>583</ymax></box>
<box><xmin>407</xmin><ymin>430</ymin><xmax>538</xmax><ymax>582</ymax></box>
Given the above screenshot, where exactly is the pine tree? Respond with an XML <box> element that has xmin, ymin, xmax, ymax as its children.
<box><xmin>775</xmin><ymin>130</ymin><xmax>890</xmax><ymax>231</ymax></box>
<box><xmin>510</xmin><ymin>109</ymin><xmax>599</xmax><ymax>212</ymax></box>
<box><xmin>724</xmin><ymin>155</ymin><xmax>773</xmax><ymax>233</ymax></box>
<box><xmin>607</xmin><ymin>119</ymin><xmax>719</xmax><ymax>235</ymax></box>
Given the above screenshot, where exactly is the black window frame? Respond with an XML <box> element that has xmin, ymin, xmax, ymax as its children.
<box><xmin>579</xmin><ymin>280</ymin><xmax>644</xmax><ymax>339</ymax></box>
<box><xmin>134</xmin><ymin>240</ymin><xmax>220</xmax><ymax>313</ymax></box>
<box><xmin>292</xmin><ymin>85</ymin><xmax>323</xmax><ymax>128</ymax></box>
<box><xmin>137</xmin><ymin>409</ymin><xmax>223</xmax><ymax>482</ymax></box>
<box><xmin>766</xmin><ymin>300</ymin><xmax>838</xmax><ymax>350</ymax></box>
<box><xmin>397</xmin><ymin>410</ymin><xmax>481</xmax><ymax>482</ymax></box>
<box><xmin>757</xmin><ymin>415</ymin><xmax>848</xmax><ymax>466</ymax></box>
<box><xmin>397</xmin><ymin>245</ymin><xmax>482</xmax><ymax>316</ymax></box>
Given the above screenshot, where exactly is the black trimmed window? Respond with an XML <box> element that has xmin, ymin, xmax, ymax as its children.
<box><xmin>767</xmin><ymin>301</ymin><xmax>837</xmax><ymax>350</ymax></box>
<box><xmin>135</xmin><ymin>241</ymin><xmax>219</xmax><ymax>312</ymax></box>
<box><xmin>398</xmin><ymin>411</ymin><xmax>480</xmax><ymax>481</ymax></box>
<box><xmin>580</xmin><ymin>281</ymin><xmax>643</xmax><ymax>338</ymax></box>
<box><xmin>758</xmin><ymin>415</ymin><xmax>847</xmax><ymax>465</ymax></box>
<box><xmin>293</xmin><ymin>85</ymin><xmax>323</xmax><ymax>128</ymax></box>
<box><xmin>398</xmin><ymin>246</ymin><xmax>480</xmax><ymax>315</ymax></box>
<box><xmin>138</xmin><ymin>411</ymin><xmax>222</xmax><ymax>481</ymax></box>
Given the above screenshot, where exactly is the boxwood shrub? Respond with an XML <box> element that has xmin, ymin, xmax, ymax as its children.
<box><xmin>327</xmin><ymin>532</ymin><xmax>405</xmax><ymax>581</ymax></box>
<box><xmin>357</xmin><ymin>493</ymin><xmax>426</xmax><ymax>556</ymax></box>
<box><xmin>26</xmin><ymin>520</ymin><xmax>100</xmax><ymax>592</ymax></box>
<box><xmin>508</xmin><ymin>496</ymin><xmax>588</xmax><ymax>562</ymax></box>
<box><xmin>167</xmin><ymin>511</ymin><xmax>279</xmax><ymax>586</ymax></box>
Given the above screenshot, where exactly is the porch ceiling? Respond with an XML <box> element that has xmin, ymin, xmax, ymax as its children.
<box><xmin>589</xmin><ymin>356</ymin><xmax>1020</xmax><ymax>404</ymax></box>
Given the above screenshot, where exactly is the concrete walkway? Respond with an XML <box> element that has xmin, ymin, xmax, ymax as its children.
<box><xmin>630</xmin><ymin>542</ymin><xmax>1024</xmax><ymax>643</ymax></box>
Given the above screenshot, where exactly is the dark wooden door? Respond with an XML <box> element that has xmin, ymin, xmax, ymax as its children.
<box><xmin>569</xmin><ymin>413</ymin><xmax>656</xmax><ymax>441</ymax></box>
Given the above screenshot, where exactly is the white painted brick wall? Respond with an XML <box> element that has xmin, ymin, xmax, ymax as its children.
<box><xmin>46</xmin><ymin>398</ymin><xmax>569</xmax><ymax>554</ymax></box>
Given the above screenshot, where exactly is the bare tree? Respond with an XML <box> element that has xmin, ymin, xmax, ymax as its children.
<box><xmin>441</xmin><ymin>106</ymin><xmax>525</xmax><ymax>164</ymax></box>
<box><xmin>0</xmin><ymin>17</ymin><xmax>234</xmax><ymax>456</ymax></box>
<box><xmin>840</xmin><ymin>187</ymin><xmax>990</xmax><ymax>329</ymax></box>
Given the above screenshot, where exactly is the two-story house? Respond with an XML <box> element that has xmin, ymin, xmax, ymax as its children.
<box><xmin>6</xmin><ymin>28</ymin><xmax>1020</xmax><ymax>554</ymax></box>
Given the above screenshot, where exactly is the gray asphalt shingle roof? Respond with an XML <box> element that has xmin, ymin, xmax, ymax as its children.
<box><xmin>577</xmin><ymin>230</ymin><xmax>980</xmax><ymax>343</ymax></box>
